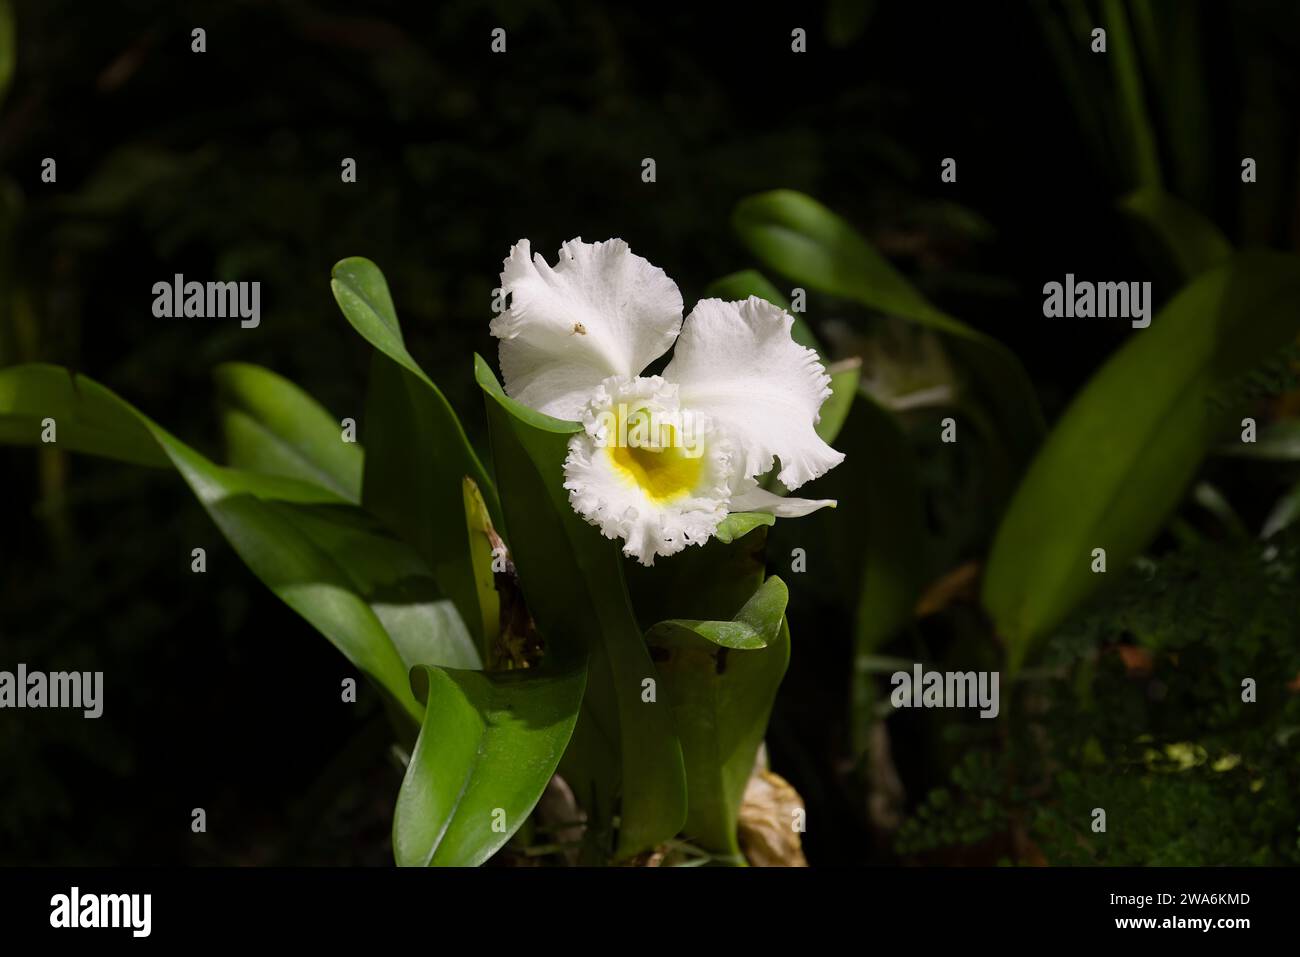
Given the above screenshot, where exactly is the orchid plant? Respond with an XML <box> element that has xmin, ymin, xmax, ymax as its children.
<box><xmin>0</xmin><ymin>234</ymin><xmax>846</xmax><ymax>866</ymax></box>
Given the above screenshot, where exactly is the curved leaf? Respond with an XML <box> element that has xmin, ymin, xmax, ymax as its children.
<box><xmin>714</xmin><ymin>511</ymin><xmax>775</xmax><ymax>544</ymax></box>
<box><xmin>647</xmin><ymin>575</ymin><xmax>788</xmax><ymax>651</ymax></box>
<box><xmin>1120</xmin><ymin>187</ymin><xmax>1231</xmax><ymax>278</ymax></box>
<box><xmin>331</xmin><ymin>257</ymin><xmax>501</xmax><ymax>651</ymax></box>
<box><xmin>475</xmin><ymin>355</ymin><xmax>687</xmax><ymax>859</ymax></box>
<box><xmin>0</xmin><ymin>363</ymin><xmax>486</xmax><ymax>721</ymax></box>
<box><xmin>393</xmin><ymin>663</ymin><xmax>585</xmax><ymax>867</ymax></box>
<box><xmin>647</xmin><ymin>603</ymin><xmax>791</xmax><ymax>860</ymax></box>
<box><xmin>215</xmin><ymin>361</ymin><xmax>363</xmax><ymax>501</ymax></box>
<box><xmin>983</xmin><ymin>251</ymin><xmax>1300</xmax><ymax>670</ymax></box>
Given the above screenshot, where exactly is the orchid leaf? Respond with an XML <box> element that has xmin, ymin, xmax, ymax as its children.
<box><xmin>1120</xmin><ymin>187</ymin><xmax>1231</xmax><ymax>278</ymax></box>
<box><xmin>476</xmin><ymin>355</ymin><xmax>687</xmax><ymax>860</ymax></box>
<box><xmin>331</xmin><ymin>257</ymin><xmax>501</xmax><ymax>651</ymax></box>
<box><xmin>647</xmin><ymin>597</ymin><xmax>791</xmax><ymax>860</ymax></box>
<box><xmin>0</xmin><ymin>363</ymin><xmax>486</xmax><ymax>722</ymax></box>
<box><xmin>393</xmin><ymin>663</ymin><xmax>585</xmax><ymax>867</ymax></box>
<box><xmin>983</xmin><ymin>251</ymin><xmax>1300</xmax><ymax>671</ymax></box>
<box><xmin>647</xmin><ymin>575</ymin><xmax>787</xmax><ymax>652</ymax></box>
<box><xmin>214</xmin><ymin>361</ymin><xmax>363</xmax><ymax>501</ymax></box>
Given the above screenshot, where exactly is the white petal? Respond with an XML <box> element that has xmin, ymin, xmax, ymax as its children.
<box><xmin>729</xmin><ymin>479</ymin><xmax>836</xmax><ymax>517</ymax></box>
<box><xmin>491</xmin><ymin>238</ymin><xmax>684</xmax><ymax>420</ymax></box>
<box><xmin>563</xmin><ymin>376</ymin><xmax>732</xmax><ymax>565</ymax></box>
<box><xmin>665</xmin><ymin>296</ymin><xmax>845</xmax><ymax>489</ymax></box>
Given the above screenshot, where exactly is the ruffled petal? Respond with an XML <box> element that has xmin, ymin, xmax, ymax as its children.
<box><xmin>563</xmin><ymin>375</ymin><xmax>732</xmax><ymax>565</ymax></box>
<box><xmin>665</xmin><ymin>296</ymin><xmax>845</xmax><ymax>489</ymax></box>
<box><xmin>729</xmin><ymin>479</ymin><xmax>836</xmax><ymax>517</ymax></box>
<box><xmin>491</xmin><ymin>238</ymin><xmax>684</xmax><ymax>420</ymax></box>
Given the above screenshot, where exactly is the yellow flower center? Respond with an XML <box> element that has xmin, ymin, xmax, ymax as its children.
<box><xmin>607</xmin><ymin>408</ymin><xmax>705</xmax><ymax>503</ymax></box>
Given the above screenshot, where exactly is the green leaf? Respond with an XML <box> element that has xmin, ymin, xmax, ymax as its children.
<box><xmin>983</xmin><ymin>251</ymin><xmax>1300</xmax><ymax>671</ymax></box>
<box><xmin>1120</xmin><ymin>188</ymin><xmax>1231</xmax><ymax>278</ymax></box>
<box><xmin>733</xmin><ymin>190</ymin><xmax>1044</xmax><ymax>476</ymax></box>
<box><xmin>462</xmin><ymin>476</ymin><xmax>502</xmax><ymax>661</ymax></box>
<box><xmin>648</xmin><ymin>576</ymin><xmax>789</xmax><ymax>651</ymax></box>
<box><xmin>0</xmin><ymin>364</ymin><xmax>475</xmax><ymax>722</ymax></box>
<box><xmin>329</xmin><ymin>257</ymin><xmax>412</xmax><ymax>377</ymax></box>
<box><xmin>214</xmin><ymin>361</ymin><xmax>363</xmax><ymax>501</ymax></box>
<box><xmin>714</xmin><ymin>511</ymin><xmax>775</xmax><ymax>545</ymax></box>
<box><xmin>275</xmin><ymin>503</ymin><xmax>481</xmax><ymax>674</ymax></box>
<box><xmin>393</xmin><ymin>663</ymin><xmax>585</xmax><ymax>867</ymax></box>
<box><xmin>1102</xmin><ymin>0</ymin><xmax>1162</xmax><ymax>190</ymax></box>
<box><xmin>0</xmin><ymin>364</ymin><xmax>170</xmax><ymax>468</ymax></box>
<box><xmin>646</xmin><ymin>595</ymin><xmax>792</xmax><ymax>860</ymax></box>
<box><xmin>475</xmin><ymin>355</ymin><xmax>687</xmax><ymax>859</ymax></box>
<box><xmin>330</xmin><ymin>257</ymin><xmax>501</xmax><ymax>652</ymax></box>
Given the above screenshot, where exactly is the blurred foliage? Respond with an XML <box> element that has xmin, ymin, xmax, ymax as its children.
<box><xmin>898</xmin><ymin>530</ymin><xmax>1300</xmax><ymax>865</ymax></box>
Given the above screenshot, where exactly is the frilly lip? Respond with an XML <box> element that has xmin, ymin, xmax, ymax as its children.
<box><xmin>562</xmin><ymin>404</ymin><xmax>734</xmax><ymax>566</ymax></box>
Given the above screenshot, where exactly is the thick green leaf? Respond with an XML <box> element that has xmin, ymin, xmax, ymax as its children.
<box><xmin>214</xmin><ymin>361</ymin><xmax>363</xmax><ymax>501</ymax></box>
<box><xmin>983</xmin><ymin>251</ymin><xmax>1300</xmax><ymax>670</ymax></box>
<box><xmin>393</xmin><ymin>663</ymin><xmax>585</xmax><ymax>867</ymax></box>
<box><xmin>1120</xmin><ymin>188</ymin><xmax>1231</xmax><ymax>278</ymax></box>
<box><xmin>0</xmin><ymin>363</ymin><xmax>170</xmax><ymax>468</ymax></box>
<box><xmin>733</xmin><ymin>190</ymin><xmax>1044</xmax><ymax>475</ymax></box>
<box><xmin>275</xmin><ymin>503</ymin><xmax>480</xmax><ymax>674</ymax></box>
<box><xmin>648</xmin><ymin>576</ymin><xmax>789</xmax><ymax>651</ymax></box>
<box><xmin>476</xmin><ymin>355</ymin><xmax>687</xmax><ymax>859</ymax></box>
<box><xmin>331</xmin><ymin>257</ymin><xmax>501</xmax><ymax>652</ymax></box>
<box><xmin>647</xmin><ymin>603</ymin><xmax>791</xmax><ymax>860</ymax></box>
<box><xmin>0</xmin><ymin>363</ymin><xmax>479</xmax><ymax>721</ymax></box>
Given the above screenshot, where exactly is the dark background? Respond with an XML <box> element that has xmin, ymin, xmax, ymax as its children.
<box><xmin>2</xmin><ymin>0</ymin><xmax>1298</xmax><ymax>865</ymax></box>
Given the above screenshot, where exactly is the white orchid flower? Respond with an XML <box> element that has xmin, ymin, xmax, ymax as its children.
<box><xmin>491</xmin><ymin>238</ymin><xmax>845</xmax><ymax>565</ymax></box>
